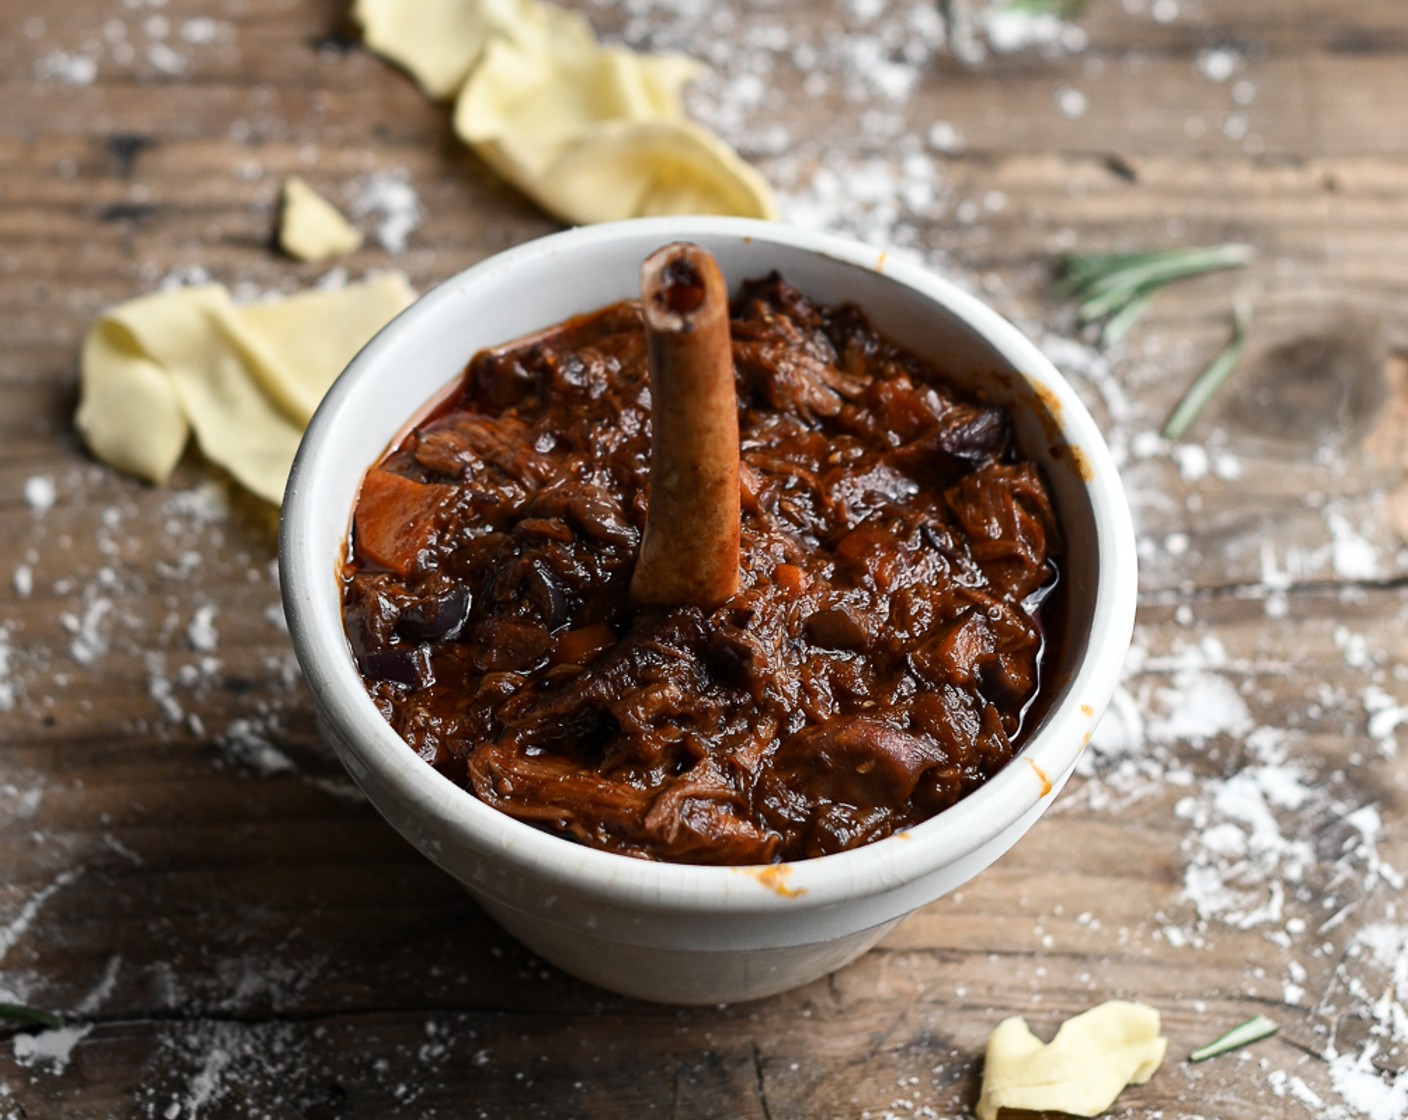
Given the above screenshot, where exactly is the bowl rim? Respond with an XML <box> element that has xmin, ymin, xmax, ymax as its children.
<box><xmin>280</xmin><ymin>216</ymin><xmax>1137</xmax><ymax>915</ymax></box>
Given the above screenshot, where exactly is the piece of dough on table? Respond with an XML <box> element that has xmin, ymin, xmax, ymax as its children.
<box><xmin>279</xmin><ymin>177</ymin><xmax>363</xmax><ymax>264</ymax></box>
<box><xmin>454</xmin><ymin>31</ymin><xmax>775</xmax><ymax>223</ymax></box>
<box><xmin>76</xmin><ymin>274</ymin><xmax>415</xmax><ymax>505</ymax></box>
<box><xmin>976</xmin><ymin>1000</ymin><xmax>1167</xmax><ymax>1120</ymax></box>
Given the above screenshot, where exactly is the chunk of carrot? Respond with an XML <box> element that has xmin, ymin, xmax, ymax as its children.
<box><xmin>552</xmin><ymin>621</ymin><xmax>616</xmax><ymax>666</ymax></box>
<box><xmin>353</xmin><ymin>469</ymin><xmax>447</xmax><ymax>576</ymax></box>
<box><xmin>773</xmin><ymin>563</ymin><xmax>808</xmax><ymax>596</ymax></box>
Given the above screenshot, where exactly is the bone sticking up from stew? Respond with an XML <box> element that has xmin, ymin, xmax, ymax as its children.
<box><xmin>630</xmin><ymin>242</ymin><xmax>742</xmax><ymax>610</ymax></box>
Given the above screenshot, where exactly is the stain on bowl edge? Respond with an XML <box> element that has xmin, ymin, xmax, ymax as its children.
<box><xmin>738</xmin><ymin>864</ymin><xmax>808</xmax><ymax>898</ymax></box>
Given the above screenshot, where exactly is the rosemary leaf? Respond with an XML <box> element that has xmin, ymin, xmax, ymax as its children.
<box><xmin>1074</xmin><ymin>246</ymin><xmax>1253</xmax><ymax>317</ymax></box>
<box><xmin>1162</xmin><ymin>308</ymin><xmax>1248</xmax><ymax>441</ymax></box>
<box><xmin>1099</xmin><ymin>287</ymin><xmax>1153</xmax><ymax>346</ymax></box>
<box><xmin>1189</xmin><ymin>1014</ymin><xmax>1279</xmax><ymax>1062</ymax></box>
<box><xmin>1057</xmin><ymin>243</ymin><xmax>1253</xmax><ymax>342</ymax></box>
<box><xmin>0</xmin><ymin>1002</ymin><xmax>63</xmax><ymax>1031</ymax></box>
<box><xmin>1003</xmin><ymin>0</ymin><xmax>1089</xmax><ymax>17</ymax></box>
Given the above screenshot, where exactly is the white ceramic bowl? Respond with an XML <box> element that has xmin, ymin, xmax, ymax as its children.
<box><xmin>280</xmin><ymin>217</ymin><xmax>1137</xmax><ymax>1004</ymax></box>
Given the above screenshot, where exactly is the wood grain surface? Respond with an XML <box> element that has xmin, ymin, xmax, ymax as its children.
<box><xmin>1</xmin><ymin>1</ymin><xmax>1406</xmax><ymax>1117</ymax></box>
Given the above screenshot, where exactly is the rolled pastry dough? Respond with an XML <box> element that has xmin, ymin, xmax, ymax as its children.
<box><xmin>357</xmin><ymin>0</ymin><xmax>777</xmax><ymax>224</ymax></box>
<box><xmin>533</xmin><ymin>119</ymin><xmax>779</xmax><ymax>224</ymax></box>
<box><xmin>279</xmin><ymin>177</ymin><xmax>363</xmax><ymax>263</ymax></box>
<box><xmin>352</xmin><ymin>0</ymin><xmax>552</xmax><ymax>100</ymax></box>
<box><xmin>76</xmin><ymin>274</ymin><xmax>414</xmax><ymax>505</ymax></box>
<box><xmin>76</xmin><ymin>285</ymin><xmax>216</xmax><ymax>487</ymax></box>
<box><xmin>233</xmin><ymin>273</ymin><xmax>414</xmax><ymax>425</ymax></box>
<box><xmin>976</xmin><ymin>1000</ymin><xmax>1167</xmax><ymax>1120</ymax></box>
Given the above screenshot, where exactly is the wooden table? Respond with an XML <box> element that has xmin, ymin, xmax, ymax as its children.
<box><xmin>3</xmin><ymin>1</ymin><xmax>1406</xmax><ymax>1116</ymax></box>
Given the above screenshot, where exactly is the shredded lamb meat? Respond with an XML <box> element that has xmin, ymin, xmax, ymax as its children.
<box><xmin>342</xmin><ymin>275</ymin><xmax>1062</xmax><ymax>864</ymax></box>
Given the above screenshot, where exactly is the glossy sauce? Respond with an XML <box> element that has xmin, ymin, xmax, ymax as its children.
<box><xmin>342</xmin><ymin>275</ymin><xmax>1062</xmax><ymax>864</ymax></box>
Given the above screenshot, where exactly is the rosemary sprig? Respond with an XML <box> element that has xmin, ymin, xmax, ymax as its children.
<box><xmin>1003</xmin><ymin>0</ymin><xmax>1089</xmax><ymax>17</ymax></box>
<box><xmin>1098</xmin><ymin>288</ymin><xmax>1153</xmax><ymax>348</ymax></box>
<box><xmin>941</xmin><ymin>0</ymin><xmax>1088</xmax><ymax>44</ymax></box>
<box><xmin>1189</xmin><ymin>1014</ymin><xmax>1279</xmax><ymax>1062</ymax></box>
<box><xmin>1162</xmin><ymin>306</ymin><xmax>1248</xmax><ymax>440</ymax></box>
<box><xmin>0</xmin><ymin>1002</ymin><xmax>63</xmax><ymax>1031</ymax></box>
<box><xmin>1057</xmin><ymin>243</ymin><xmax>1254</xmax><ymax>346</ymax></box>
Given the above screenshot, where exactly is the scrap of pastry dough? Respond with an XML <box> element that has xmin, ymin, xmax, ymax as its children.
<box><xmin>976</xmin><ymin>1001</ymin><xmax>1167</xmax><ymax>1120</ymax></box>
<box><xmin>76</xmin><ymin>274</ymin><xmax>413</xmax><ymax>506</ymax></box>
<box><xmin>353</xmin><ymin>0</ymin><xmax>542</xmax><ymax>99</ymax></box>
<box><xmin>354</xmin><ymin>0</ymin><xmax>777</xmax><ymax>225</ymax></box>
<box><xmin>280</xmin><ymin>177</ymin><xmax>363</xmax><ymax>263</ymax></box>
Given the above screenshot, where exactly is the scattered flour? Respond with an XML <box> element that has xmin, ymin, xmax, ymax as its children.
<box><xmin>146</xmin><ymin>652</ymin><xmax>186</xmax><ymax>724</ymax></box>
<box><xmin>0</xmin><ymin>870</ymin><xmax>81</xmax><ymax>964</ymax></box>
<box><xmin>1197</xmin><ymin>45</ymin><xmax>1243</xmax><ymax>84</ymax></box>
<box><xmin>217</xmin><ymin>718</ymin><xmax>295</xmax><ymax>776</ymax></box>
<box><xmin>1151</xmin><ymin>0</ymin><xmax>1181</xmax><ymax>24</ymax></box>
<box><xmin>1362</xmin><ymin>686</ymin><xmax>1406</xmax><ymax>757</ymax></box>
<box><xmin>72</xmin><ymin>955</ymin><xmax>124</xmax><ymax>1016</ymax></box>
<box><xmin>179</xmin><ymin>18</ymin><xmax>221</xmax><ymax>45</ymax></box>
<box><xmin>927</xmin><ymin>120</ymin><xmax>964</xmax><ymax>154</ymax></box>
<box><xmin>185</xmin><ymin>604</ymin><xmax>219</xmax><ymax>654</ymax></box>
<box><xmin>262</xmin><ymin>602</ymin><xmax>289</xmax><ymax>635</ymax></box>
<box><xmin>1146</xmin><ymin>668</ymin><xmax>1253</xmax><ymax>745</ymax></box>
<box><xmin>156</xmin><ymin>264</ymin><xmax>216</xmax><ymax>293</ymax></box>
<box><xmin>22</xmin><ymin>475</ymin><xmax>56</xmax><ymax>513</ymax></box>
<box><xmin>1326</xmin><ymin>510</ymin><xmax>1383</xmax><ymax>581</ymax></box>
<box><xmin>352</xmin><ymin>171</ymin><xmax>423</xmax><ymax>254</ymax></box>
<box><xmin>1175</xmin><ymin>732</ymin><xmax>1319</xmax><ymax>930</ymax></box>
<box><xmin>146</xmin><ymin>41</ymin><xmax>188</xmax><ymax>76</ymax></box>
<box><xmin>1269</xmin><ymin>1071</ymin><xmax>1328</xmax><ymax>1111</ymax></box>
<box><xmin>0</xmin><ymin>629</ymin><xmax>14</xmax><ymax>713</ymax></box>
<box><xmin>60</xmin><ymin>592</ymin><xmax>115</xmax><ymax>666</ymax></box>
<box><xmin>12</xmin><ymin>1025</ymin><xmax>94</xmax><ymax>1075</ymax></box>
<box><xmin>1170</xmin><ymin>442</ymin><xmax>1209</xmax><ymax>482</ymax></box>
<box><xmin>28</xmin><ymin>2</ymin><xmax>228</xmax><ymax>89</ymax></box>
<box><xmin>1327</xmin><ymin>1050</ymin><xmax>1408</xmax><ymax>1120</ymax></box>
<box><xmin>1317</xmin><ymin>921</ymin><xmax>1408</xmax><ymax>1118</ymax></box>
<box><xmin>974</xmin><ymin>5</ymin><xmax>1088</xmax><ymax>58</ymax></box>
<box><xmin>1055</xmin><ymin>85</ymin><xmax>1088</xmax><ymax>119</ymax></box>
<box><xmin>33</xmin><ymin>50</ymin><xmax>97</xmax><ymax>86</ymax></box>
<box><xmin>162</xmin><ymin>480</ymin><xmax>230</xmax><ymax>526</ymax></box>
